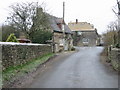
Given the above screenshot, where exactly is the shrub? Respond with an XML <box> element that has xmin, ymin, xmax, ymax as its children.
<box><xmin>6</xmin><ymin>33</ymin><xmax>19</xmax><ymax>42</ymax></box>
<box><xmin>1</xmin><ymin>25</ymin><xmax>19</xmax><ymax>42</ymax></box>
<box><xmin>30</xmin><ymin>30</ymin><xmax>52</xmax><ymax>44</ymax></box>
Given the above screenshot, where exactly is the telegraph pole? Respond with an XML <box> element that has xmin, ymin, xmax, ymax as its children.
<box><xmin>62</xmin><ymin>2</ymin><xmax>65</xmax><ymax>51</ymax></box>
<box><xmin>63</xmin><ymin>2</ymin><xmax>65</xmax><ymax>23</ymax></box>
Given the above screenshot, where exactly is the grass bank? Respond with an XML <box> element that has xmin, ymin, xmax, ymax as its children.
<box><xmin>3</xmin><ymin>53</ymin><xmax>54</xmax><ymax>85</ymax></box>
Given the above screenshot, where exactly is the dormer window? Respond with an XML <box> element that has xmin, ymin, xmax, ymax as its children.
<box><xmin>57</xmin><ymin>23</ymin><xmax>62</xmax><ymax>29</ymax></box>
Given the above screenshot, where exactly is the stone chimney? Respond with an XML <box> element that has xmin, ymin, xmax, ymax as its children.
<box><xmin>76</xmin><ymin>19</ymin><xmax>78</xmax><ymax>24</ymax></box>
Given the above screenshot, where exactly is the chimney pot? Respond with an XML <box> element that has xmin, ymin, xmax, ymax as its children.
<box><xmin>76</xmin><ymin>19</ymin><xmax>78</xmax><ymax>24</ymax></box>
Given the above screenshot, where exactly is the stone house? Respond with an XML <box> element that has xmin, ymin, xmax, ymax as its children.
<box><xmin>68</xmin><ymin>19</ymin><xmax>100</xmax><ymax>46</ymax></box>
<box><xmin>48</xmin><ymin>15</ymin><xmax>73</xmax><ymax>53</ymax></box>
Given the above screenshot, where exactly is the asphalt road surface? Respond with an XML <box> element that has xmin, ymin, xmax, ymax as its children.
<box><xmin>26</xmin><ymin>47</ymin><xmax>118</xmax><ymax>88</ymax></box>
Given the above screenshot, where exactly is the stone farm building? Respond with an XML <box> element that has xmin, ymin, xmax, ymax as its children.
<box><xmin>68</xmin><ymin>19</ymin><xmax>100</xmax><ymax>46</ymax></box>
<box><xmin>48</xmin><ymin>15</ymin><xmax>73</xmax><ymax>53</ymax></box>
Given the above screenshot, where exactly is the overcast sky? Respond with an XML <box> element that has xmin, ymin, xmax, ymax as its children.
<box><xmin>0</xmin><ymin>0</ymin><xmax>117</xmax><ymax>34</ymax></box>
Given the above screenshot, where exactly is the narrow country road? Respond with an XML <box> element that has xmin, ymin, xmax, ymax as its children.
<box><xmin>26</xmin><ymin>47</ymin><xmax>118</xmax><ymax>88</ymax></box>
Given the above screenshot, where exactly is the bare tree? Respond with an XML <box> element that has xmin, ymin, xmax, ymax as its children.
<box><xmin>107</xmin><ymin>21</ymin><xmax>117</xmax><ymax>31</ymax></box>
<box><xmin>7</xmin><ymin>2</ymin><xmax>48</xmax><ymax>38</ymax></box>
<box><xmin>104</xmin><ymin>21</ymin><xmax>118</xmax><ymax>47</ymax></box>
<box><xmin>6</xmin><ymin>1</ymin><xmax>52</xmax><ymax>44</ymax></box>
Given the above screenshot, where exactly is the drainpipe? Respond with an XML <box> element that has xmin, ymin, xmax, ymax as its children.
<box><xmin>52</xmin><ymin>31</ymin><xmax>55</xmax><ymax>53</ymax></box>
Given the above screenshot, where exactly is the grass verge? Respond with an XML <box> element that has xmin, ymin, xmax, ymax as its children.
<box><xmin>3</xmin><ymin>53</ymin><xmax>54</xmax><ymax>83</ymax></box>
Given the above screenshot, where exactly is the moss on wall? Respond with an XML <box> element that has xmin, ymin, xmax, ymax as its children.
<box><xmin>2</xmin><ymin>44</ymin><xmax>52</xmax><ymax>70</ymax></box>
<box><xmin>108</xmin><ymin>48</ymin><xmax>120</xmax><ymax>71</ymax></box>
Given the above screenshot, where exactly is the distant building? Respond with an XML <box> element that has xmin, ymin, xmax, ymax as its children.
<box><xmin>68</xmin><ymin>19</ymin><xmax>100</xmax><ymax>46</ymax></box>
<box><xmin>48</xmin><ymin>15</ymin><xmax>73</xmax><ymax>53</ymax></box>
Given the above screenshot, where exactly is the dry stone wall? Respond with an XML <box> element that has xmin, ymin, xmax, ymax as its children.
<box><xmin>108</xmin><ymin>47</ymin><xmax>120</xmax><ymax>71</ymax></box>
<box><xmin>1</xmin><ymin>42</ymin><xmax>52</xmax><ymax>70</ymax></box>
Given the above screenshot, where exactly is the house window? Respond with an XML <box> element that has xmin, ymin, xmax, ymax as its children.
<box><xmin>82</xmin><ymin>38</ymin><xmax>89</xmax><ymax>42</ymax></box>
<box><xmin>59</xmin><ymin>39</ymin><xmax>64</xmax><ymax>46</ymax></box>
<box><xmin>77</xmin><ymin>31</ymin><xmax>82</xmax><ymax>35</ymax></box>
<box><xmin>81</xmin><ymin>22</ymin><xmax>85</xmax><ymax>25</ymax></box>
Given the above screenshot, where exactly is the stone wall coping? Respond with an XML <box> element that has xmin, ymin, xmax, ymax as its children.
<box><xmin>111</xmin><ymin>48</ymin><xmax>120</xmax><ymax>51</ymax></box>
<box><xmin>0</xmin><ymin>42</ymin><xmax>50</xmax><ymax>46</ymax></box>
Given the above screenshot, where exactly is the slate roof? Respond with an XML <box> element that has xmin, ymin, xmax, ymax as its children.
<box><xmin>48</xmin><ymin>15</ymin><xmax>72</xmax><ymax>34</ymax></box>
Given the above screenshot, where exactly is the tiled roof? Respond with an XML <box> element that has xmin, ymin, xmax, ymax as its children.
<box><xmin>71</xmin><ymin>29</ymin><xmax>95</xmax><ymax>31</ymax></box>
<box><xmin>68</xmin><ymin>22</ymin><xmax>96</xmax><ymax>31</ymax></box>
<box><xmin>48</xmin><ymin>15</ymin><xmax>72</xmax><ymax>34</ymax></box>
<box><xmin>48</xmin><ymin>15</ymin><xmax>61</xmax><ymax>32</ymax></box>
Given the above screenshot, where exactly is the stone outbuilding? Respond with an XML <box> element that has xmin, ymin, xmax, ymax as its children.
<box><xmin>48</xmin><ymin>15</ymin><xmax>73</xmax><ymax>53</ymax></box>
